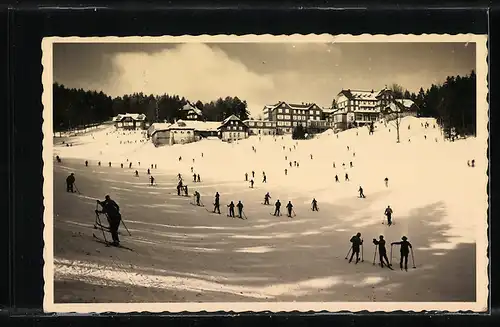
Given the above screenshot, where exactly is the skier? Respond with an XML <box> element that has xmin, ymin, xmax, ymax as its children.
<box><xmin>274</xmin><ymin>200</ymin><xmax>281</xmax><ymax>216</ymax></box>
<box><xmin>56</xmin><ymin>155</ymin><xmax>61</xmax><ymax>163</ymax></box>
<box><xmin>191</xmin><ymin>167</ymin><xmax>194</xmax><ymax>173</ymax></box>
<box><xmin>197</xmin><ymin>174</ymin><xmax>201</xmax><ymax>182</ymax></box>
<box><xmin>66</xmin><ymin>173</ymin><xmax>75</xmax><ymax>193</ymax></box>
<box><xmin>129</xmin><ymin>162</ymin><xmax>132</xmax><ymax>168</ymax></box>
<box><xmin>296</xmin><ymin>162</ymin><xmax>300</xmax><ymax>168</ymax></box>
<box><xmin>391</xmin><ymin>236</ymin><xmax>413</xmax><ymax>271</ymax></box>
<box><xmin>201</xmin><ymin>153</ymin><xmax>204</xmax><ymax>157</ymax></box>
<box><xmin>193</xmin><ymin>158</ymin><xmax>195</xmax><ymax>163</ymax></box>
<box><xmin>310</xmin><ymin>154</ymin><xmax>313</xmax><ymax>160</ymax></box>
<box><xmin>193</xmin><ymin>173</ymin><xmax>197</xmax><ymax>182</ymax></box>
<box><xmin>252</xmin><ymin>171</ymin><xmax>255</xmax><ymax>178</ymax></box>
<box><xmin>179</xmin><ymin>156</ymin><xmax>182</xmax><ymax>161</ymax></box>
<box><xmin>177</xmin><ymin>180</ymin><xmax>183</xmax><ymax>196</ymax></box>
<box><xmin>284</xmin><ymin>169</ymin><xmax>288</xmax><ymax>176</ymax></box>
<box><xmin>264</xmin><ymin>192</ymin><xmax>271</xmax><ymax>205</ymax></box>
<box><xmin>335</xmin><ymin>175</ymin><xmax>339</xmax><ymax>182</ymax></box>
<box><xmin>147</xmin><ymin>168</ymin><xmax>150</xmax><ymax>175</ymax></box>
<box><xmin>384</xmin><ymin>177</ymin><xmax>389</xmax><ymax>187</ymax></box>
<box><xmin>138</xmin><ymin>161</ymin><xmax>140</xmax><ymax>166</ymax></box>
<box><xmin>348</xmin><ymin>232</ymin><xmax>363</xmax><ymax>264</ymax></box>
<box><xmin>151</xmin><ymin>164</ymin><xmax>154</xmax><ymax>169</ymax></box>
<box><xmin>150</xmin><ymin>176</ymin><xmax>155</xmax><ymax>186</ymax></box>
<box><xmin>121</xmin><ymin>163</ymin><xmax>124</xmax><ymax>168</ymax></box>
<box><xmin>373</xmin><ymin>235</ymin><xmax>391</xmax><ymax>268</ymax></box>
<box><xmin>135</xmin><ymin>170</ymin><xmax>139</xmax><ymax>177</ymax></box>
<box><xmin>98</xmin><ymin>161</ymin><xmax>101</xmax><ymax>166</ymax></box>
<box><xmin>294</xmin><ymin>161</ymin><xmax>297</xmax><ymax>167</ymax></box>
<box><xmin>285</xmin><ymin>156</ymin><xmax>287</xmax><ymax>161</ymax></box>
<box><xmin>262</xmin><ymin>173</ymin><xmax>267</xmax><ymax>183</ymax></box>
<box><xmin>184</xmin><ymin>185</ymin><xmax>189</xmax><ymax>196</ymax></box>
<box><xmin>96</xmin><ymin>195</ymin><xmax>121</xmax><ymax>246</ymax></box>
<box><xmin>194</xmin><ymin>191</ymin><xmax>201</xmax><ymax>206</ymax></box>
<box><xmin>471</xmin><ymin>159</ymin><xmax>475</xmax><ymax>167</ymax></box>
<box><xmin>311</xmin><ymin>198</ymin><xmax>318</xmax><ymax>211</ymax></box>
<box><xmin>290</xmin><ymin>162</ymin><xmax>292</xmax><ymax>167</ymax></box>
<box><xmin>467</xmin><ymin>160</ymin><xmax>471</xmax><ymax>167</ymax></box>
<box><xmin>109</xmin><ymin>162</ymin><xmax>112</xmax><ymax>167</ymax></box>
<box><xmin>286</xmin><ymin>201</ymin><xmax>294</xmax><ymax>218</ymax></box>
<box><xmin>213</xmin><ymin>192</ymin><xmax>221</xmax><ymax>214</ymax></box>
<box><xmin>347</xmin><ymin>146</ymin><xmax>350</xmax><ymax>151</ymax></box>
<box><xmin>237</xmin><ymin>201</ymin><xmax>244</xmax><ymax>218</ymax></box>
<box><xmin>250</xmin><ymin>179</ymin><xmax>254</xmax><ymax>188</ymax></box>
<box><xmin>178</xmin><ymin>173</ymin><xmax>182</xmax><ymax>180</ymax></box>
<box><xmin>385</xmin><ymin>205</ymin><xmax>393</xmax><ymax>226</ymax></box>
<box><xmin>227</xmin><ymin>201</ymin><xmax>235</xmax><ymax>218</ymax></box>
<box><xmin>85</xmin><ymin>160</ymin><xmax>88</xmax><ymax>167</ymax></box>
<box><xmin>350</xmin><ymin>161</ymin><xmax>353</xmax><ymax>168</ymax></box>
<box><xmin>358</xmin><ymin>186</ymin><xmax>365</xmax><ymax>198</ymax></box>
<box><xmin>345</xmin><ymin>173</ymin><xmax>349</xmax><ymax>181</ymax></box>
<box><xmin>333</xmin><ymin>162</ymin><xmax>336</xmax><ymax>168</ymax></box>
<box><xmin>245</xmin><ymin>173</ymin><xmax>248</xmax><ymax>181</ymax></box>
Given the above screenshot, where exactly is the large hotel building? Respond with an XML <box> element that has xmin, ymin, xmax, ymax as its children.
<box><xmin>262</xmin><ymin>101</ymin><xmax>331</xmax><ymax>134</ymax></box>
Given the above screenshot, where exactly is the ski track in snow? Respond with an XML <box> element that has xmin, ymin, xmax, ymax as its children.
<box><xmin>51</xmin><ymin>117</ymin><xmax>485</xmax><ymax>302</ymax></box>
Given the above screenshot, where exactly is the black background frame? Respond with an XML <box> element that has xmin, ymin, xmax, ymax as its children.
<box><xmin>1</xmin><ymin>1</ymin><xmax>497</xmax><ymax>326</ymax></box>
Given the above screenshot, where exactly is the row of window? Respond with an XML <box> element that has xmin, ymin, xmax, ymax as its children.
<box><xmin>247</xmin><ymin>122</ymin><xmax>275</xmax><ymax>127</ymax></box>
<box><xmin>277</xmin><ymin>108</ymin><xmax>322</xmax><ymax>115</ymax></box>
<box><xmin>276</xmin><ymin>115</ymin><xmax>323</xmax><ymax>121</ymax></box>
<box><xmin>227</xmin><ymin>126</ymin><xmax>244</xmax><ymax>131</ymax></box>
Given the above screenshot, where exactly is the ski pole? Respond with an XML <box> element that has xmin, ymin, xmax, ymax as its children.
<box><xmin>372</xmin><ymin>245</ymin><xmax>377</xmax><ymax>265</ymax></box>
<box><xmin>361</xmin><ymin>242</ymin><xmax>364</xmax><ymax>262</ymax></box>
<box><xmin>390</xmin><ymin>244</ymin><xmax>393</xmax><ymax>265</ymax></box>
<box><xmin>411</xmin><ymin>248</ymin><xmax>416</xmax><ymax>268</ymax></box>
<box><xmin>74</xmin><ymin>183</ymin><xmax>81</xmax><ymax>195</ymax></box>
<box><xmin>345</xmin><ymin>246</ymin><xmax>352</xmax><ymax>259</ymax></box>
<box><xmin>121</xmin><ymin>218</ymin><xmax>132</xmax><ymax>236</ymax></box>
<box><xmin>243</xmin><ymin>210</ymin><xmax>248</xmax><ymax>220</ymax></box>
<box><xmin>95</xmin><ymin>205</ymin><xmax>108</xmax><ymax>243</ymax></box>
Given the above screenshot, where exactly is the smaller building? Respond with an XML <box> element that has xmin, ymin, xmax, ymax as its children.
<box><xmin>181</xmin><ymin>102</ymin><xmax>203</xmax><ymax>121</ymax></box>
<box><xmin>243</xmin><ymin>120</ymin><xmax>277</xmax><ymax>136</ymax></box>
<box><xmin>218</xmin><ymin>115</ymin><xmax>249</xmax><ymax>142</ymax></box>
<box><xmin>149</xmin><ymin>120</ymin><xmax>220</xmax><ymax>147</ymax></box>
<box><xmin>381</xmin><ymin>99</ymin><xmax>419</xmax><ymax>121</ymax></box>
<box><xmin>113</xmin><ymin>113</ymin><xmax>147</xmax><ymax>130</ymax></box>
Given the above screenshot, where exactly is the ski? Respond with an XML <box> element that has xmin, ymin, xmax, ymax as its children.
<box><xmin>93</xmin><ymin>224</ymin><xmax>126</xmax><ymax>236</ymax></box>
<box><xmin>190</xmin><ymin>202</ymin><xmax>204</xmax><ymax>207</ymax></box>
<box><xmin>92</xmin><ymin>233</ymin><xmax>134</xmax><ymax>252</ymax></box>
<box><xmin>205</xmin><ymin>208</ymin><xmax>221</xmax><ymax>214</ymax></box>
<box><xmin>269</xmin><ymin>213</ymin><xmax>281</xmax><ymax>216</ymax></box>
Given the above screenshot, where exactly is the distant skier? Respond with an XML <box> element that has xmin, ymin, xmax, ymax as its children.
<box><xmin>179</xmin><ymin>156</ymin><xmax>182</xmax><ymax>161</ymax></box>
<box><xmin>197</xmin><ymin>174</ymin><xmax>201</xmax><ymax>182</ymax></box>
<box><xmin>347</xmin><ymin>146</ymin><xmax>350</xmax><ymax>151</ymax></box>
<box><xmin>194</xmin><ymin>191</ymin><xmax>201</xmax><ymax>206</ymax></box>
<box><xmin>373</xmin><ymin>235</ymin><xmax>391</xmax><ymax>268</ymax></box>
<box><xmin>98</xmin><ymin>161</ymin><xmax>101</xmax><ymax>166</ymax></box>
<box><xmin>311</xmin><ymin>198</ymin><xmax>318</xmax><ymax>211</ymax></box>
<box><xmin>342</xmin><ymin>163</ymin><xmax>345</xmax><ymax>168</ymax></box>
<box><xmin>96</xmin><ymin>195</ymin><xmax>121</xmax><ymax>246</ymax></box>
<box><xmin>290</xmin><ymin>162</ymin><xmax>292</xmax><ymax>167</ymax></box>
<box><xmin>424</xmin><ymin>135</ymin><xmax>427</xmax><ymax>140</ymax></box>
<box><xmin>384</xmin><ymin>177</ymin><xmax>389</xmax><ymax>187</ymax></box>
<box><xmin>121</xmin><ymin>163</ymin><xmax>124</xmax><ymax>168</ymax></box>
<box><xmin>66</xmin><ymin>173</ymin><xmax>75</xmax><ymax>193</ymax></box>
<box><xmin>333</xmin><ymin>162</ymin><xmax>336</xmax><ymax>168</ymax></box>
<box><xmin>193</xmin><ymin>173</ymin><xmax>197</xmax><ymax>182</ymax></box>
<box><xmin>138</xmin><ymin>161</ymin><xmax>140</xmax><ymax>166</ymax></box>
<box><xmin>177</xmin><ymin>181</ymin><xmax>183</xmax><ymax>196</ymax></box>
<box><xmin>345</xmin><ymin>173</ymin><xmax>349</xmax><ymax>181</ymax></box>
<box><xmin>294</xmin><ymin>161</ymin><xmax>297</xmax><ymax>167</ymax></box>
<box><xmin>147</xmin><ymin>168</ymin><xmax>150</xmax><ymax>175</ymax></box>
<box><xmin>250</xmin><ymin>179</ymin><xmax>254</xmax><ymax>188</ymax></box>
<box><xmin>56</xmin><ymin>155</ymin><xmax>61</xmax><ymax>163</ymax></box>
<box><xmin>335</xmin><ymin>175</ymin><xmax>339</xmax><ymax>182</ymax></box>
<box><xmin>237</xmin><ymin>201</ymin><xmax>244</xmax><ymax>218</ymax></box>
<box><xmin>391</xmin><ymin>236</ymin><xmax>413</xmax><ymax>271</ymax></box>
<box><xmin>178</xmin><ymin>173</ymin><xmax>182</xmax><ymax>180</ymax></box>
<box><xmin>227</xmin><ymin>201</ymin><xmax>235</xmax><ymax>217</ymax></box>
<box><xmin>353</xmin><ymin>152</ymin><xmax>356</xmax><ymax>157</ymax></box>
<box><xmin>471</xmin><ymin>159</ymin><xmax>475</xmax><ymax>167</ymax></box>
<box><xmin>85</xmin><ymin>160</ymin><xmax>88</xmax><ymax>167</ymax></box>
<box><xmin>151</xmin><ymin>164</ymin><xmax>154</xmax><ymax>169</ymax></box>
<box><xmin>193</xmin><ymin>158</ymin><xmax>195</xmax><ymax>163</ymax></box>
<box><xmin>385</xmin><ymin>205</ymin><xmax>393</xmax><ymax>226</ymax></box>
<box><xmin>191</xmin><ymin>167</ymin><xmax>194</xmax><ymax>173</ymax></box>
<box><xmin>264</xmin><ymin>192</ymin><xmax>271</xmax><ymax>205</ymax></box>
<box><xmin>285</xmin><ymin>169</ymin><xmax>288</xmax><ymax>176</ymax></box>
<box><xmin>184</xmin><ymin>185</ymin><xmax>189</xmax><ymax>196</ymax></box>
<box><xmin>252</xmin><ymin>171</ymin><xmax>255</xmax><ymax>178</ymax></box>
<box><xmin>201</xmin><ymin>153</ymin><xmax>204</xmax><ymax>157</ymax></box>
<box><xmin>135</xmin><ymin>170</ymin><xmax>139</xmax><ymax>177</ymax></box>
<box><xmin>109</xmin><ymin>162</ymin><xmax>112</xmax><ymax>167</ymax></box>
<box><xmin>350</xmin><ymin>161</ymin><xmax>353</xmax><ymax>168</ymax></box>
<box><xmin>310</xmin><ymin>154</ymin><xmax>313</xmax><ymax>159</ymax></box>
<box><xmin>213</xmin><ymin>192</ymin><xmax>221</xmax><ymax>214</ymax></box>
<box><xmin>262</xmin><ymin>173</ymin><xmax>267</xmax><ymax>183</ymax></box>
<box><xmin>358</xmin><ymin>186</ymin><xmax>365</xmax><ymax>198</ymax></box>
<box><xmin>274</xmin><ymin>200</ymin><xmax>281</xmax><ymax>216</ymax></box>
<box><xmin>129</xmin><ymin>162</ymin><xmax>132</xmax><ymax>168</ymax></box>
<box><xmin>297</xmin><ymin>162</ymin><xmax>300</xmax><ymax>167</ymax></box>
<box><xmin>245</xmin><ymin>173</ymin><xmax>248</xmax><ymax>181</ymax></box>
<box><xmin>348</xmin><ymin>232</ymin><xmax>363</xmax><ymax>264</ymax></box>
<box><xmin>286</xmin><ymin>201</ymin><xmax>294</xmax><ymax>218</ymax></box>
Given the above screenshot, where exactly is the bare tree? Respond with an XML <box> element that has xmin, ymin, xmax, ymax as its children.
<box><xmin>389</xmin><ymin>83</ymin><xmax>405</xmax><ymax>98</ymax></box>
<box><xmin>390</xmin><ymin>110</ymin><xmax>402</xmax><ymax>143</ymax></box>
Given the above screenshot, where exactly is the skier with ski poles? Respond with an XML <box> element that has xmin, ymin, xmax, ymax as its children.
<box><xmin>391</xmin><ymin>236</ymin><xmax>414</xmax><ymax>271</ymax></box>
<box><xmin>96</xmin><ymin>195</ymin><xmax>121</xmax><ymax>247</ymax></box>
<box><xmin>227</xmin><ymin>201</ymin><xmax>235</xmax><ymax>218</ymax></box>
<box><xmin>385</xmin><ymin>205</ymin><xmax>393</xmax><ymax>226</ymax></box>
<box><xmin>358</xmin><ymin>186</ymin><xmax>365</xmax><ymax>198</ymax></box>
<box><xmin>348</xmin><ymin>232</ymin><xmax>363</xmax><ymax>264</ymax></box>
<box><xmin>264</xmin><ymin>192</ymin><xmax>271</xmax><ymax>205</ymax></box>
<box><xmin>213</xmin><ymin>192</ymin><xmax>221</xmax><ymax>214</ymax></box>
<box><xmin>150</xmin><ymin>175</ymin><xmax>155</xmax><ymax>186</ymax></box>
<box><xmin>286</xmin><ymin>201</ymin><xmax>294</xmax><ymax>218</ymax></box>
<box><xmin>193</xmin><ymin>191</ymin><xmax>201</xmax><ymax>206</ymax></box>
<box><xmin>373</xmin><ymin>235</ymin><xmax>392</xmax><ymax>268</ymax></box>
<box><xmin>236</xmin><ymin>201</ymin><xmax>244</xmax><ymax>219</ymax></box>
<box><xmin>274</xmin><ymin>200</ymin><xmax>281</xmax><ymax>216</ymax></box>
<box><xmin>311</xmin><ymin>198</ymin><xmax>319</xmax><ymax>211</ymax></box>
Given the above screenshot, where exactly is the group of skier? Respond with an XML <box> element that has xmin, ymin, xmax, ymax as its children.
<box><xmin>348</xmin><ymin>232</ymin><xmax>414</xmax><ymax>271</ymax></box>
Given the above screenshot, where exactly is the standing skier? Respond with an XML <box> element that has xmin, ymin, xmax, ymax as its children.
<box><xmin>245</xmin><ymin>173</ymin><xmax>248</xmax><ymax>181</ymax></box>
<box><xmin>129</xmin><ymin>162</ymin><xmax>132</xmax><ymax>169</ymax></box>
<box><xmin>85</xmin><ymin>160</ymin><xmax>88</xmax><ymax>167</ymax></box>
<box><xmin>285</xmin><ymin>169</ymin><xmax>288</xmax><ymax>175</ymax></box>
<box><xmin>109</xmin><ymin>162</ymin><xmax>112</xmax><ymax>167</ymax></box>
<box><xmin>373</xmin><ymin>235</ymin><xmax>391</xmax><ymax>268</ymax></box>
<box><xmin>385</xmin><ymin>205</ymin><xmax>393</xmax><ymax>226</ymax></box>
<box><xmin>349</xmin><ymin>233</ymin><xmax>363</xmax><ymax>264</ymax></box>
<box><xmin>193</xmin><ymin>173</ymin><xmax>197</xmax><ymax>182</ymax></box>
<box><xmin>213</xmin><ymin>192</ymin><xmax>221</xmax><ymax>214</ymax></box>
<box><xmin>264</xmin><ymin>192</ymin><xmax>271</xmax><ymax>205</ymax></box>
<box><xmin>250</xmin><ymin>179</ymin><xmax>254</xmax><ymax>188</ymax></box>
<box><xmin>237</xmin><ymin>201</ymin><xmax>244</xmax><ymax>219</ymax></box>
<box><xmin>227</xmin><ymin>201</ymin><xmax>235</xmax><ymax>218</ymax></box>
<box><xmin>135</xmin><ymin>170</ymin><xmax>139</xmax><ymax>177</ymax></box>
<box><xmin>66</xmin><ymin>173</ymin><xmax>75</xmax><ymax>193</ymax></box>
<box><xmin>177</xmin><ymin>180</ymin><xmax>183</xmax><ymax>196</ymax></box>
<box><xmin>147</xmin><ymin>168</ymin><xmax>150</xmax><ymax>175</ymax></box>
<box><xmin>335</xmin><ymin>175</ymin><xmax>339</xmax><ymax>182</ymax></box>
<box><xmin>194</xmin><ymin>191</ymin><xmax>201</xmax><ymax>206</ymax></box>
<box><xmin>262</xmin><ymin>172</ymin><xmax>267</xmax><ymax>183</ymax></box>
<box><xmin>252</xmin><ymin>171</ymin><xmax>255</xmax><ymax>178</ymax></box>
<box><xmin>197</xmin><ymin>174</ymin><xmax>201</xmax><ymax>182</ymax></box>
<box><xmin>311</xmin><ymin>198</ymin><xmax>318</xmax><ymax>211</ymax></box>
<box><xmin>274</xmin><ymin>200</ymin><xmax>281</xmax><ymax>216</ymax></box>
<box><xmin>150</xmin><ymin>176</ymin><xmax>155</xmax><ymax>186</ymax></box>
<box><xmin>345</xmin><ymin>173</ymin><xmax>349</xmax><ymax>181</ymax></box>
<box><xmin>96</xmin><ymin>195</ymin><xmax>121</xmax><ymax>247</ymax></box>
<box><xmin>384</xmin><ymin>177</ymin><xmax>389</xmax><ymax>187</ymax></box>
<box><xmin>286</xmin><ymin>201</ymin><xmax>294</xmax><ymax>218</ymax></box>
<box><xmin>358</xmin><ymin>186</ymin><xmax>365</xmax><ymax>198</ymax></box>
<box><xmin>391</xmin><ymin>236</ymin><xmax>413</xmax><ymax>271</ymax></box>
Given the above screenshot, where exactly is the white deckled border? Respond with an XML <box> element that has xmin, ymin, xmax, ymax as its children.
<box><xmin>41</xmin><ymin>33</ymin><xmax>489</xmax><ymax>314</ymax></box>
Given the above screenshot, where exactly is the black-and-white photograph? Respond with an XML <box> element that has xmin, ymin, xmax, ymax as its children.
<box><xmin>42</xmin><ymin>34</ymin><xmax>488</xmax><ymax>313</ymax></box>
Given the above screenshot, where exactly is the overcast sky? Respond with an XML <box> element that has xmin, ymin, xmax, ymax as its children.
<box><xmin>54</xmin><ymin>42</ymin><xmax>475</xmax><ymax>118</ymax></box>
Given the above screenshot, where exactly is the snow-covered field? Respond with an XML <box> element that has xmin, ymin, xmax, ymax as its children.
<box><xmin>48</xmin><ymin>117</ymin><xmax>487</xmax><ymax>306</ymax></box>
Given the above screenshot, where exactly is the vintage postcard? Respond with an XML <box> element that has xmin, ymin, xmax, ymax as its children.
<box><xmin>42</xmin><ymin>34</ymin><xmax>489</xmax><ymax>313</ymax></box>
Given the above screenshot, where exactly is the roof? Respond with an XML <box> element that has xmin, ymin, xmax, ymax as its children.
<box><xmin>182</xmin><ymin>102</ymin><xmax>203</xmax><ymax>116</ymax></box>
<box><xmin>148</xmin><ymin>122</ymin><xmax>173</xmax><ymax>135</ymax></box>
<box><xmin>221</xmin><ymin>114</ymin><xmax>241</xmax><ymax>125</ymax></box>
<box><xmin>113</xmin><ymin>113</ymin><xmax>146</xmax><ymax>122</ymax></box>
<box><xmin>383</xmin><ymin>99</ymin><xmax>417</xmax><ymax>113</ymax></box>
<box><xmin>395</xmin><ymin>99</ymin><xmax>416</xmax><ymax>109</ymax></box>
<box><xmin>262</xmin><ymin>101</ymin><xmax>321</xmax><ymax>112</ymax></box>
<box><xmin>338</xmin><ymin>89</ymin><xmax>379</xmax><ymax>101</ymax></box>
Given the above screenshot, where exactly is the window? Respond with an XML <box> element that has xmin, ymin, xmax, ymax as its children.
<box><xmin>239</xmin><ymin>126</ymin><xmax>243</xmax><ymax>130</ymax></box>
<box><xmin>355</xmin><ymin>114</ymin><xmax>363</xmax><ymax>121</ymax></box>
<box><xmin>285</xmin><ymin>109</ymin><xmax>289</xmax><ymax>113</ymax></box>
<box><xmin>187</xmin><ymin>131</ymin><xmax>191</xmax><ymax>134</ymax></box>
<box><xmin>316</xmin><ymin>110</ymin><xmax>320</xmax><ymax>115</ymax></box>
<box><xmin>277</xmin><ymin>115</ymin><xmax>283</xmax><ymax>120</ymax></box>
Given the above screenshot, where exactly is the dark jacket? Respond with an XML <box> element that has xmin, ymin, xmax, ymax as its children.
<box><xmin>99</xmin><ymin>199</ymin><xmax>120</xmax><ymax>217</ymax></box>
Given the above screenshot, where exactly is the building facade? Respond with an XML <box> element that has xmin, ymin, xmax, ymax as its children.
<box><xmin>181</xmin><ymin>102</ymin><xmax>203</xmax><ymax>121</ymax></box>
<box><xmin>262</xmin><ymin>101</ymin><xmax>325</xmax><ymax>134</ymax></box>
<box><xmin>150</xmin><ymin>120</ymin><xmax>220</xmax><ymax>147</ymax></box>
<box><xmin>218</xmin><ymin>115</ymin><xmax>249</xmax><ymax>142</ymax></box>
<box><xmin>113</xmin><ymin>113</ymin><xmax>147</xmax><ymax>130</ymax></box>
<box><xmin>243</xmin><ymin>120</ymin><xmax>277</xmax><ymax>136</ymax></box>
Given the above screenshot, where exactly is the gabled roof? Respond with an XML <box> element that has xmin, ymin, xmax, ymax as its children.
<box><xmin>219</xmin><ymin>114</ymin><xmax>248</xmax><ymax>129</ymax></box>
<box><xmin>263</xmin><ymin>101</ymin><xmax>321</xmax><ymax>112</ymax></box>
<box><xmin>383</xmin><ymin>99</ymin><xmax>417</xmax><ymax>114</ymax></box>
<box><xmin>113</xmin><ymin>113</ymin><xmax>147</xmax><ymax>122</ymax></box>
<box><xmin>150</xmin><ymin>120</ymin><xmax>221</xmax><ymax>135</ymax></box>
<box><xmin>338</xmin><ymin>89</ymin><xmax>379</xmax><ymax>101</ymax></box>
<box><xmin>182</xmin><ymin>102</ymin><xmax>203</xmax><ymax>116</ymax></box>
